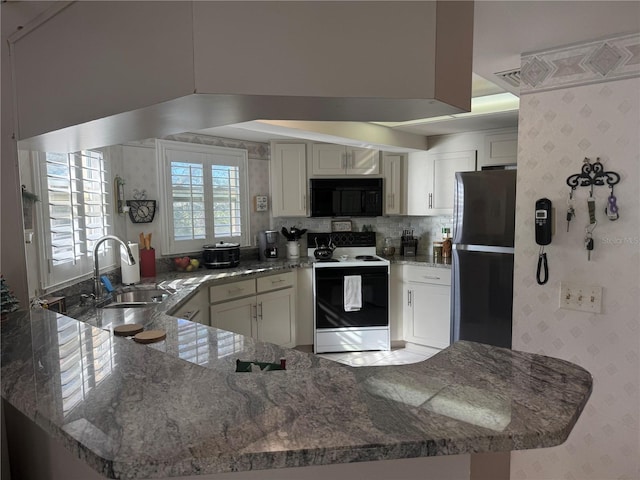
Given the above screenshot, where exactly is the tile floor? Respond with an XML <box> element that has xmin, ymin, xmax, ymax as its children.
<box><xmin>296</xmin><ymin>345</ymin><xmax>432</xmax><ymax>367</ymax></box>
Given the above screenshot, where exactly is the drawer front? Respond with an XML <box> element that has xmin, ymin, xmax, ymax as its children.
<box><xmin>403</xmin><ymin>266</ymin><xmax>451</xmax><ymax>285</ymax></box>
<box><xmin>257</xmin><ymin>271</ymin><xmax>294</xmax><ymax>293</ymax></box>
<box><xmin>210</xmin><ymin>278</ymin><xmax>256</xmax><ymax>303</ymax></box>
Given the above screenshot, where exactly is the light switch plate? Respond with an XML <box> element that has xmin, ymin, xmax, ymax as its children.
<box><xmin>254</xmin><ymin>195</ymin><xmax>268</xmax><ymax>212</ymax></box>
<box><xmin>559</xmin><ymin>281</ymin><xmax>603</xmax><ymax>313</ymax></box>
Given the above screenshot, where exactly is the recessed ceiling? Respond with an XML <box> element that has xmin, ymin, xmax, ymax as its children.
<box><xmin>196</xmin><ymin>2</ymin><xmax>638</xmax><ymax>146</ymax></box>
<box><xmin>6</xmin><ymin>1</ymin><xmax>638</xmax><ymax>149</ymax></box>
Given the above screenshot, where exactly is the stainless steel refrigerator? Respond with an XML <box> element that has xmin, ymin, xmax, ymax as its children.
<box><xmin>451</xmin><ymin>169</ymin><xmax>516</xmax><ymax>348</ymax></box>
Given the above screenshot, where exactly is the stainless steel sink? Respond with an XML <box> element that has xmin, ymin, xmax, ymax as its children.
<box><xmin>97</xmin><ymin>286</ymin><xmax>176</xmax><ymax>309</ymax></box>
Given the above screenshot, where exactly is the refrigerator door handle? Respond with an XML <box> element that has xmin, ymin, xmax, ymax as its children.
<box><xmin>453</xmin><ymin>244</ymin><xmax>515</xmax><ymax>254</ymax></box>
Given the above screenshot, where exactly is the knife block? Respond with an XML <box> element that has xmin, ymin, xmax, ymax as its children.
<box><xmin>401</xmin><ymin>237</ymin><xmax>418</xmax><ymax>257</ymax></box>
<box><xmin>139</xmin><ymin>248</ymin><xmax>156</xmax><ymax>277</ymax></box>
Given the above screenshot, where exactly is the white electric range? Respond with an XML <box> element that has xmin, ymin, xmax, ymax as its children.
<box><xmin>308</xmin><ymin>232</ymin><xmax>390</xmax><ymax>353</ymax></box>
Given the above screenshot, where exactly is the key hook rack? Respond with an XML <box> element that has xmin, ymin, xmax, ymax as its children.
<box><xmin>566</xmin><ymin>157</ymin><xmax>620</xmax><ymax>193</ymax></box>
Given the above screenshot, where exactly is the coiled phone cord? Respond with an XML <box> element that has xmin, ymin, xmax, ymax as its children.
<box><xmin>537</xmin><ymin>246</ymin><xmax>549</xmax><ymax>285</ymax></box>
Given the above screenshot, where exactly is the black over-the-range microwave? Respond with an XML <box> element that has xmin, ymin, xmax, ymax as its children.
<box><xmin>310</xmin><ymin>178</ymin><xmax>383</xmax><ymax>217</ymax></box>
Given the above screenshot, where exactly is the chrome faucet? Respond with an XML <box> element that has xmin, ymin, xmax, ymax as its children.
<box><xmin>93</xmin><ymin>235</ymin><xmax>136</xmax><ymax>298</ymax></box>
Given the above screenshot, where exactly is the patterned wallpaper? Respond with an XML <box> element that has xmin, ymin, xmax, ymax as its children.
<box><xmin>511</xmin><ymin>33</ymin><xmax>640</xmax><ymax>480</ymax></box>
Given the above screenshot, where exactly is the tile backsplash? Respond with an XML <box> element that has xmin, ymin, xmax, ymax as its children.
<box><xmin>274</xmin><ymin>215</ymin><xmax>452</xmax><ymax>255</ymax></box>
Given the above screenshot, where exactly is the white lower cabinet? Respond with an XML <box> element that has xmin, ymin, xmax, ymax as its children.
<box><xmin>210</xmin><ymin>297</ymin><xmax>255</xmax><ymax>338</ymax></box>
<box><xmin>256</xmin><ymin>288</ymin><xmax>296</xmax><ymax>346</ymax></box>
<box><xmin>403</xmin><ymin>266</ymin><xmax>452</xmax><ymax>353</ymax></box>
<box><xmin>209</xmin><ymin>271</ymin><xmax>296</xmax><ymax>348</ymax></box>
<box><xmin>171</xmin><ymin>287</ymin><xmax>210</xmax><ymax>326</ymax></box>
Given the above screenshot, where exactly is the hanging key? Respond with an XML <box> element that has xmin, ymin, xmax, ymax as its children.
<box><xmin>585</xmin><ymin>233</ymin><xmax>594</xmax><ymax>261</ymax></box>
<box><xmin>566</xmin><ymin>206</ymin><xmax>575</xmax><ymax>231</ymax></box>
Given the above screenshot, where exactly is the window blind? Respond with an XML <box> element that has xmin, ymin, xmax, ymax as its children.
<box><xmin>38</xmin><ymin>150</ymin><xmax>114</xmax><ymax>289</ymax></box>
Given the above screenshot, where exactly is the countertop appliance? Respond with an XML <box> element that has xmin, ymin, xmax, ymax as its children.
<box><xmin>258</xmin><ymin>230</ymin><xmax>280</xmax><ymax>261</ymax></box>
<box><xmin>310</xmin><ymin>178</ymin><xmax>383</xmax><ymax>217</ymax></box>
<box><xmin>202</xmin><ymin>242</ymin><xmax>240</xmax><ymax>269</ymax></box>
<box><xmin>309</xmin><ymin>232</ymin><xmax>390</xmax><ymax>353</ymax></box>
<box><xmin>451</xmin><ymin>170</ymin><xmax>516</xmax><ymax>348</ymax></box>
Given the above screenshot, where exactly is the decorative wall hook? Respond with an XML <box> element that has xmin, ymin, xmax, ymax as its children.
<box><xmin>566</xmin><ymin>157</ymin><xmax>620</xmax><ymax>190</ymax></box>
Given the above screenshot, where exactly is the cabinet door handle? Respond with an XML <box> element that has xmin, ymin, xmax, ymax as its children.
<box><xmin>271</xmin><ymin>278</ymin><xmax>285</xmax><ymax>284</ymax></box>
<box><xmin>407</xmin><ymin>290</ymin><xmax>412</xmax><ymax>307</ymax></box>
<box><xmin>252</xmin><ymin>304</ymin><xmax>257</xmax><ymax>320</ymax></box>
<box><xmin>181</xmin><ymin>309</ymin><xmax>199</xmax><ymax>321</ymax></box>
<box><xmin>423</xmin><ymin>275</ymin><xmax>441</xmax><ymax>280</ymax></box>
<box><xmin>428</xmin><ymin>193</ymin><xmax>433</xmax><ymax>209</ymax></box>
<box><xmin>257</xmin><ymin>302</ymin><xmax>263</xmax><ymax>320</ymax></box>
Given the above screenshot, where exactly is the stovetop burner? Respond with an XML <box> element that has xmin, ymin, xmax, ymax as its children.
<box><xmin>355</xmin><ymin>255</ymin><xmax>380</xmax><ymax>261</ymax></box>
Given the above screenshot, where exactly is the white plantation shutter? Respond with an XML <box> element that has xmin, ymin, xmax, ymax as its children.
<box><xmin>37</xmin><ymin>150</ymin><xmax>114</xmax><ymax>289</ymax></box>
<box><xmin>212</xmin><ymin>164</ymin><xmax>242</xmax><ymax>238</ymax></box>
<box><xmin>158</xmin><ymin>140</ymin><xmax>249</xmax><ymax>254</ymax></box>
<box><xmin>171</xmin><ymin>161</ymin><xmax>206</xmax><ymax>241</ymax></box>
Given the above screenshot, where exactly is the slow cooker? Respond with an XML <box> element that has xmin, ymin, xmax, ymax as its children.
<box><xmin>203</xmin><ymin>242</ymin><xmax>240</xmax><ymax>269</ymax></box>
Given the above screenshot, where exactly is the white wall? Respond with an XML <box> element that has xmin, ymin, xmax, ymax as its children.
<box><xmin>511</xmin><ymin>34</ymin><xmax>640</xmax><ymax>480</ymax></box>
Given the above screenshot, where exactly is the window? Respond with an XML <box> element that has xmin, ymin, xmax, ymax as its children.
<box><xmin>35</xmin><ymin>149</ymin><xmax>115</xmax><ymax>289</ymax></box>
<box><xmin>157</xmin><ymin>140</ymin><xmax>249</xmax><ymax>254</ymax></box>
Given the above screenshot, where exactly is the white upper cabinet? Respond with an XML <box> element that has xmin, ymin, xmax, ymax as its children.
<box><xmin>382</xmin><ymin>153</ymin><xmax>405</xmax><ymax>215</ymax></box>
<box><xmin>479</xmin><ymin>132</ymin><xmax>518</xmax><ymax>169</ymax></box>
<box><xmin>311</xmin><ymin>143</ymin><xmax>379</xmax><ymax>176</ymax></box>
<box><xmin>406</xmin><ymin>150</ymin><xmax>476</xmax><ymax>216</ymax></box>
<box><xmin>270</xmin><ymin>142</ymin><xmax>308</xmax><ymax>217</ymax></box>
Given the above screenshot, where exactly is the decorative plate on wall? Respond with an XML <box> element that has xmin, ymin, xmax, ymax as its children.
<box><xmin>127</xmin><ymin>200</ymin><xmax>156</xmax><ymax>223</ymax></box>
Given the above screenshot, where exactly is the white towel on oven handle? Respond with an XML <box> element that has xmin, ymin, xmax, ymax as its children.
<box><xmin>343</xmin><ymin>275</ymin><xmax>362</xmax><ymax>312</ymax></box>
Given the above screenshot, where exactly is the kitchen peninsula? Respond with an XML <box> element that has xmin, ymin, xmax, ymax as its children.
<box><xmin>1</xmin><ymin>267</ymin><xmax>592</xmax><ymax>480</ymax></box>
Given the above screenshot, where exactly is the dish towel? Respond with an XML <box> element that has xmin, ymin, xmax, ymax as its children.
<box><xmin>344</xmin><ymin>275</ymin><xmax>362</xmax><ymax>312</ymax></box>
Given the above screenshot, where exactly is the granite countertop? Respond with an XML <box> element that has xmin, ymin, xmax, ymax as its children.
<box><xmin>2</xmin><ymin>276</ymin><xmax>592</xmax><ymax>480</ymax></box>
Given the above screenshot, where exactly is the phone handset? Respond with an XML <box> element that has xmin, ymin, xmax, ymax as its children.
<box><xmin>535</xmin><ymin>198</ymin><xmax>552</xmax><ymax>285</ymax></box>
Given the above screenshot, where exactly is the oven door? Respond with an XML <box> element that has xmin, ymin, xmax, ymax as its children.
<box><xmin>314</xmin><ymin>266</ymin><xmax>389</xmax><ymax>329</ymax></box>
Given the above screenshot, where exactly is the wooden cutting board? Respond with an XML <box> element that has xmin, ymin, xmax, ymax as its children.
<box><xmin>133</xmin><ymin>329</ymin><xmax>166</xmax><ymax>344</ymax></box>
<box><xmin>113</xmin><ymin>323</ymin><xmax>144</xmax><ymax>337</ymax></box>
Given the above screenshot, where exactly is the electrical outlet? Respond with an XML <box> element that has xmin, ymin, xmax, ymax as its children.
<box><xmin>559</xmin><ymin>282</ymin><xmax>603</xmax><ymax>313</ymax></box>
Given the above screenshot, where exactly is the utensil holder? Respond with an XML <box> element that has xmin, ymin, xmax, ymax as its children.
<box><xmin>139</xmin><ymin>248</ymin><xmax>156</xmax><ymax>277</ymax></box>
<box><xmin>286</xmin><ymin>241</ymin><xmax>300</xmax><ymax>260</ymax></box>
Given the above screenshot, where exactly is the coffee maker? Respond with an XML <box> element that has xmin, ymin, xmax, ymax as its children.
<box><xmin>258</xmin><ymin>230</ymin><xmax>280</xmax><ymax>261</ymax></box>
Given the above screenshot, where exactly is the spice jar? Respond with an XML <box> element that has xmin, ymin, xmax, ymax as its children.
<box><xmin>433</xmin><ymin>241</ymin><xmax>443</xmax><ymax>258</ymax></box>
